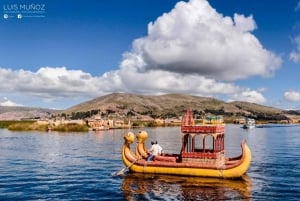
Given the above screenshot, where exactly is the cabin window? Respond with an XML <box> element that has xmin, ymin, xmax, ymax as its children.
<box><xmin>216</xmin><ymin>136</ymin><xmax>222</xmax><ymax>151</ymax></box>
<box><xmin>205</xmin><ymin>135</ymin><xmax>214</xmax><ymax>152</ymax></box>
<box><xmin>194</xmin><ymin>135</ymin><xmax>203</xmax><ymax>152</ymax></box>
<box><xmin>184</xmin><ymin>134</ymin><xmax>193</xmax><ymax>152</ymax></box>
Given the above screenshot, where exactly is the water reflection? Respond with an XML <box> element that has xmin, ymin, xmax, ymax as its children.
<box><xmin>122</xmin><ymin>173</ymin><xmax>252</xmax><ymax>200</ymax></box>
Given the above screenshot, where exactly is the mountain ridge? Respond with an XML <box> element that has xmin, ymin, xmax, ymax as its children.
<box><xmin>64</xmin><ymin>93</ymin><xmax>299</xmax><ymax>121</ymax></box>
<box><xmin>1</xmin><ymin>93</ymin><xmax>300</xmax><ymax>121</ymax></box>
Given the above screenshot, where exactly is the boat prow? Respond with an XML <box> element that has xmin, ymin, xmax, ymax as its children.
<box><xmin>223</xmin><ymin>141</ymin><xmax>252</xmax><ymax>178</ymax></box>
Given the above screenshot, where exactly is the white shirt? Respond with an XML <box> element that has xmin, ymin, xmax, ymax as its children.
<box><xmin>156</xmin><ymin>144</ymin><xmax>163</xmax><ymax>155</ymax></box>
<box><xmin>149</xmin><ymin>144</ymin><xmax>159</xmax><ymax>156</ymax></box>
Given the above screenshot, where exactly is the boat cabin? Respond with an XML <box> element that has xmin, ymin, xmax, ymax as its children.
<box><xmin>180</xmin><ymin>109</ymin><xmax>225</xmax><ymax>167</ymax></box>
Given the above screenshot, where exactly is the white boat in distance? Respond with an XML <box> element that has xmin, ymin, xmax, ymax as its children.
<box><xmin>243</xmin><ymin>118</ymin><xmax>255</xmax><ymax>129</ymax></box>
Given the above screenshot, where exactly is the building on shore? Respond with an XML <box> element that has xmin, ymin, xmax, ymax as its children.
<box><xmin>233</xmin><ymin>118</ymin><xmax>246</xmax><ymax>124</ymax></box>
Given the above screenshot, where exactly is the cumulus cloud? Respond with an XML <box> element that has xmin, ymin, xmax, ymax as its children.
<box><xmin>0</xmin><ymin>97</ymin><xmax>23</xmax><ymax>106</ymax></box>
<box><xmin>0</xmin><ymin>65</ymin><xmax>267</xmax><ymax>106</ymax></box>
<box><xmin>0</xmin><ymin>66</ymin><xmax>124</xmax><ymax>108</ymax></box>
<box><xmin>121</xmin><ymin>0</ymin><xmax>281</xmax><ymax>81</ymax></box>
<box><xmin>229</xmin><ymin>89</ymin><xmax>266</xmax><ymax>104</ymax></box>
<box><xmin>0</xmin><ymin>67</ymin><xmax>106</xmax><ymax>98</ymax></box>
<box><xmin>289</xmin><ymin>35</ymin><xmax>300</xmax><ymax>63</ymax></box>
<box><xmin>284</xmin><ymin>90</ymin><xmax>300</xmax><ymax>102</ymax></box>
<box><xmin>0</xmin><ymin>66</ymin><xmax>238</xmax><ymax>98</ymax></box>
<box><xmin>118</xmin><ymin>68</ymin><xmax>239</xmax><ymax>95</ymax></box>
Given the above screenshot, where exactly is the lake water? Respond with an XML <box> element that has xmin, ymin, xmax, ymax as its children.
<box><xmin>0</xmin><ymin>124</ymin><xmax>300</xmax><ymax>200</ymax></box>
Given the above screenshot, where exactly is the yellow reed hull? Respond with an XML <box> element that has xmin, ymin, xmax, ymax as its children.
<box><xmin>122</xmin><ymin>142</ymin><xmax>251</xmax><ymax>179</ymax></box>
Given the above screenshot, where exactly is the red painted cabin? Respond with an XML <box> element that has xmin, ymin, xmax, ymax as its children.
<box><xmin>180</xmin><ymin>109</ymin><xmax>225</xmax><ymax>166</ymax></box>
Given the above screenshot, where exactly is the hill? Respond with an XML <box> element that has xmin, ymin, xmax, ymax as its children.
<box><xmin>63</xmin><ymin>93</ymin><xmax>299</xmax><ymax>122</ymax></box>
<box><xmin>1</xmin><ymin>93</ymin><xmax>299</xmax><ymax>122</ymax></box>
<box><xmin>0</xmin><ymin>106</ymin><xmax>59</xmax><ymax>120</ymax></box>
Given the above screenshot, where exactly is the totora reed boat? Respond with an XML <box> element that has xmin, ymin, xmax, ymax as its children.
<box><xmin>121</xmin><ymin>109</ymin><xmax>251</xmax><ymax>179</ymax></box>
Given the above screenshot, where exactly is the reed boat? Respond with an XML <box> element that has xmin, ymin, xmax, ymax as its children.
<box><xmin>121</xmin><ymin>110</ymin><xmax>251</xmax><ymax>179</ymax></box>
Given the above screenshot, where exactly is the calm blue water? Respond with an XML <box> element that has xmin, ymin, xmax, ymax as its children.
<box><xmin>0</xmin><ymin>124</ymin><xmax>300</xmax><ymax>200</ymax></box>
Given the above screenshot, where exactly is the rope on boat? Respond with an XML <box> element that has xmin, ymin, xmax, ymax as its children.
<box><xmin>143</xmin><ymin>160</ymin><xmax>148</xmax><ymax>173</ymax></box>
<box><xmin>217</xmin><ymin>164</ymin><xmax>225</xmax><ymax>178</ymax></box>
<box><xmin>217</xmin><ymin>155</ymin><xmax>225</xmax><ymax>178</ymax></box>
<box><xmin>220</xmin><ymin>164</ymin><xmax>225</xmax><ymax>178</ymax></box>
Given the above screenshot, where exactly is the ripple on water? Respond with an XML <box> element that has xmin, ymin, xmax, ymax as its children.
<box><xmin>1</xmin><ymin>127</ymin><xmax>300</xmax><ymax>200</ymax></box>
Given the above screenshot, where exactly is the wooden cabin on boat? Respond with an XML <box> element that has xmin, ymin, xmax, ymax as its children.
<box><xmin>180</xmin><ymin>109</ymin><xmax>225</xmax><ymax>168</ymax></box>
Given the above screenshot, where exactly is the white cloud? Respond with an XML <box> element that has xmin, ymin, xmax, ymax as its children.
<box><xmin>0</xmin><ymin>65</ymin><xmax>267</xmax><ymax>106</ymax></box>
<box><xmin>118</xmin><ymin>67</ymin><xmax>240</xmax><ymax>95</ymax></box>
<box><xmin>0</xmin><ymin>67</ymin><xmax>105</xmax><ymax>98</ymax></box>
<box><xmin>121</xmin><ymin>0</ymin><xmax>281</xmax><ymax>81</ymax></box>
<box><xmin>284</xmin><ymin>90</ymin><xmax>300</xmax><ymax>102</ymax></box>
<box><xmin>229</xmin><ymin>89</ymin><xmax>266</xmax><ymax>104</ymax></box>
<box><xmin>0</xmin><ymin>97</ymin><xmax>23</xmax><ymax>106</ymax></box>
<box><xmin>290</xmin><ymin>51</ymin><xmax>300</xmax><ymax>62</ymax></box>
<box><xmin>233</xmin><ymin>13</ymin><xmax>256</xmax><ymax>32</ymax></box>
<box><xmin>289</xmin><ymin>35</ymin><xmax>300</xmax><ymax>63</ymax></box>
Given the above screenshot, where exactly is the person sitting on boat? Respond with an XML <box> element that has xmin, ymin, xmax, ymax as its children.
<box><xmin>147</xmin><ymin>141</ymin><xmax>159</xmax><ymax>161</ymax></box>
<box><xmin>155</xmin><ymin>141</ymin><xmax>163</xmax><ymax>156</ymax></box>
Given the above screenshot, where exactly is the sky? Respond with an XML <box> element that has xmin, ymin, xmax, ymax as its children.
<box><xmin>0</xmin><ymin>0</ymin><xmax>300</xmax><ymax>110</ymax></box>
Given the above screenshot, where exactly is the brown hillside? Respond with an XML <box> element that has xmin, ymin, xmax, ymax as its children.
<box><xmin>64</xmin><ymin>93</ymin><xmax>295</xmax><ymax>121</ymax></box>
<box><xmin>65</xmin><ymin>93</ymin><xmax>223</xmax><ymax>113</ymax></box>
<box><xmin>231</xmin><ymin>101</ymin><xmax>282</xmax><ymax>114</ymax></box>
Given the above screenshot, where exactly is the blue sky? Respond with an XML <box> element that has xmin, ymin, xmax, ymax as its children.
<box><xmin>1</xmin><ymin>0</ymin><xmax>300</xmax><ymax>110</ymax></box>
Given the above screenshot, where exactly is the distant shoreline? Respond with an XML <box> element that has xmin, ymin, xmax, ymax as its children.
<box><xmin>1</xmin><ymin>120</ymin><xmax>299</xmax><ymax>132</ymax></box>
